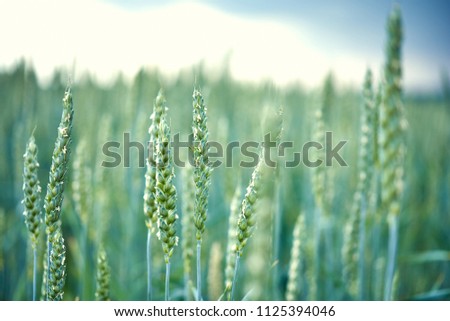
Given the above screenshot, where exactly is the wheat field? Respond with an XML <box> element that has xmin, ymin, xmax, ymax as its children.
<box><xmin>0</xmin><ymin>7</ymin><xmax>449</xmax><ymax>301</ymax></box>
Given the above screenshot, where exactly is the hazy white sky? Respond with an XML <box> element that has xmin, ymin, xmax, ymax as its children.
<box><xmin>0</xmin><ymin>0</ymin><xmax>448</xmax><ymax>91</ymax></box>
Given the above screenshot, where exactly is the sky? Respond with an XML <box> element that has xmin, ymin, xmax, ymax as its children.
<box><xmin>0</xmin><ymin>0</ymin><xmax>449</xmax><ymax>91</ymax></box>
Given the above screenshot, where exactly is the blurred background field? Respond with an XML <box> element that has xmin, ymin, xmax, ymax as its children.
<box><xmin>0</xmin><ymin>62</ymin><xmax>449</xmax><ymax>300</ymax></box>
<box><xmin>0</xmin><ymin>0</ymin><xmax>449</xmax><ymax>301</ymax></box>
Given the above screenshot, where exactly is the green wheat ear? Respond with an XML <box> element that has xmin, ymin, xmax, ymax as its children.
<box><xmin>144</xmin><ymin>90</ymin><xmax>166</xmax><ymax>234</ymax></box>
<box><xmin>143</xmin><ymin>90</ymin><xmax>166</xmax><ymax>300</ymax></box>
<box><xmin>44</xmin><ymin>88</ymin><xmax>74</xmax><ymax>234</ymax></box>
<box><xmin>22</xmin><ymin>133</ymin><xmax>42</xmax><ymax>301</ymax></box>
<box><xmin>230</xmin><ymin>153</ymin><xmax>264</xmax><ymax>300</ymax></box>
<box><xmin>235</xmin><ymin>154</ymin><xmax>264</xmax><ymax>256</ymax></box>
<box><xmin>155</xmin><ymin>98</ymin><xmax>179</xmax><ymax>263</ymax></box>
<box><xmin>153</xmin><ymin>90</ymin><xmax>178</xmax><ymax>301</ymax></box>
<box><xmin>193</xmin><ymin>87</ymin><xmax>212</xmax><ymax>241</ymax></box>
<box><xmin>23</xmin><ymin>133</ymin><xmax>42</xmax><ymax>249</ymax></box>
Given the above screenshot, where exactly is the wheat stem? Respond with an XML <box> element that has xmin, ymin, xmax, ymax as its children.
<box><xmin>230</xmin><ymin>254</ymin><xmax>240</xmax><ymax>301</ymax></box>
<box><xmin>32</xmin><ymin>248</ymin><xmax>37</xmax><ymax>301</ymax></box>
<box><xmin>196</xmin><ymin>241</ymin><xmax>202</xmax><ymax>301</ymax></box>
<box><xmin>384</xmin><ymin>216</ymin><xmax>398</xmax><ymax>300</ymax></box>
<box><xmin>192</xmin><ymin>88</ymin><xmax>212</xmax><ymax>301</ymax></box>
<box><xmin>146</xmin><ymin>230</ymin><xmax>152</xmax><ymax>300</ymax></box>
<box><xmin>165</xmin><ymin>262</ymin><xmax>171</xmax><ymax>301</ymax></box>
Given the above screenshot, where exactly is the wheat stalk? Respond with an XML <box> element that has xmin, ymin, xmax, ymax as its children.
<box><xmin>192</xmin><ymin>87</ymin><xmax>212</xmax><ymax>301</ymax></box>
<box><xmin>143</xmin><ymin>90</ymin><xmax>165</xmax><ymax>300</ymax></box>
<box><xmin>154</xmin><ymin>91</ymin><xmax>178</xmax><ymax>301</ymax></box>
<box><xmin>379</xmin><ymin>7</ymin><xmax>405</xmax><ymax>301</ymax></box>
<box><xmin>43</xmin><ymin>87</ymin><xmax>73</xmax><ymax>300</ymax></box>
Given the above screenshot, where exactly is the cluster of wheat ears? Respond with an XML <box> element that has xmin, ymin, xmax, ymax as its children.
<box><xmin>22</xmin><ymin>7</ymin><xmax>405</xmax><ymax>301</ymax></box>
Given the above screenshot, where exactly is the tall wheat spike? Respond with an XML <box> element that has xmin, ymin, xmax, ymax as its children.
<box><xmin>379</xmin><ymin>7</ymin><xmax>406</xmax><ymax>301</ymax></box>
<box><xmin>43</xmin><ymin>87</ymin><xmax>74</xmax><ymax>301</ymax></box>
<box><xmin>154</xmin><ymin>91</ymin><xmax>178</xmax><ymax>301</ymax></box>
<box><xmin>192</xmin><ymin>88</ymin><xmax>212</xmax><ymax>301</ymax></box>
<box><xmin>143</xmin><ymin>90</ymin><xmax>165</xmax><ymax>300</ymax></box>
<box><xmin>343</xmin><ymin>69</ymin><xmax>375</xmax><ymax>299</ymax></box>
